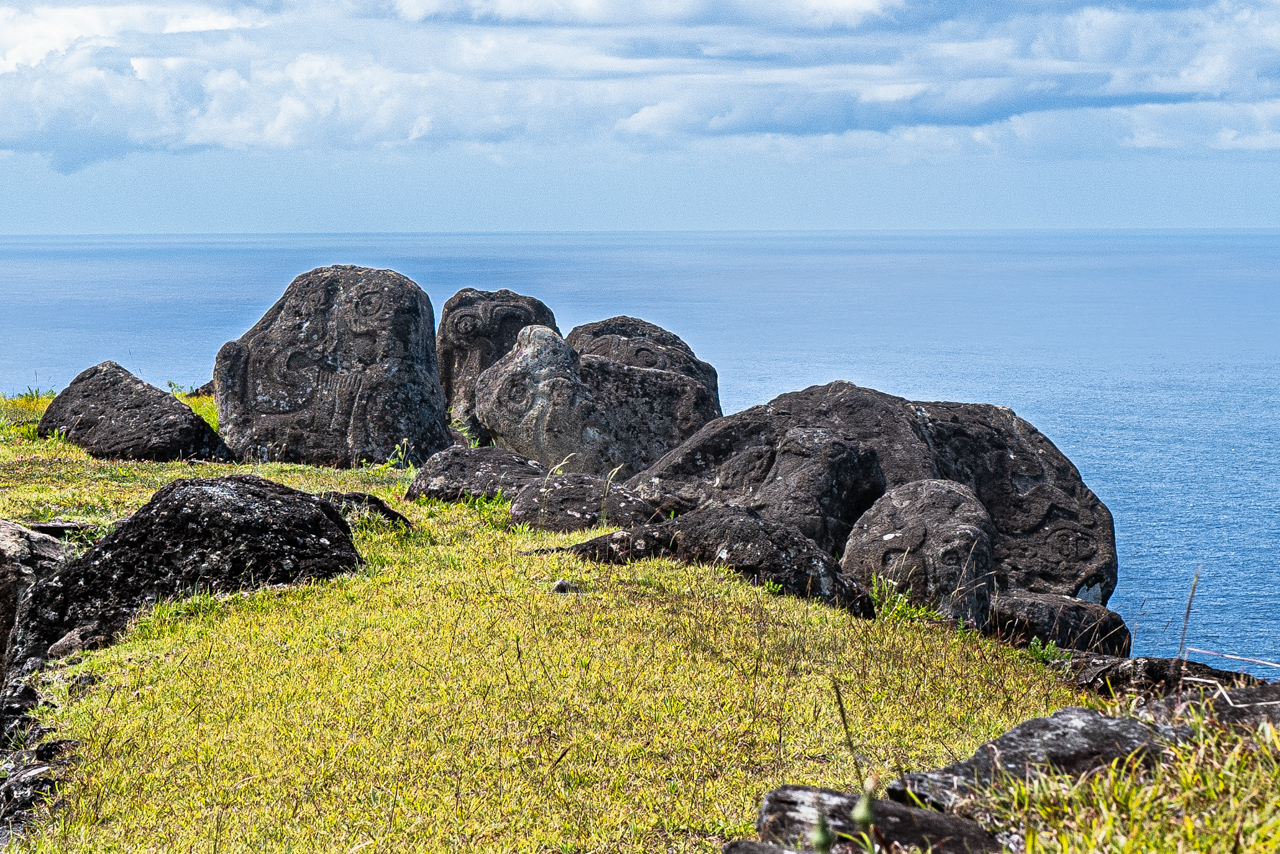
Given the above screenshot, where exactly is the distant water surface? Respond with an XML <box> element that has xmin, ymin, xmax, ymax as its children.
<box><xmin>1</xmin><ymin>231</ymin><xmax>1277</xmax><ymax>676</ymax></box>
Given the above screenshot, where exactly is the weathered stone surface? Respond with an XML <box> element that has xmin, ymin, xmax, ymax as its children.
<box><xmin>564</xmin><ymin>504</ymin><xmax>874</xmax><ymax>616</ymax></box>
<box><xmin>508</xmin><ymin>473</ymin><xmax>659</xmax><ymax>532</ymax></box>
<box><xmin>0</xmin><ymin>523</ymin><xmax>65</xmax><ymax>668</ymax></box>
<box><xmin>0</xmin><ymin>739</ymin><xmax>74</xmax><ymax>841</ymax></box>
<box><xmin>37</xmin><ymin>362</ymin><xmax>228</xmax><ymax>462</ymax></box>
<box><xmin>0</xmin><ymin>475</ymin><xmax>361</xmax><ymax>733</ymax></box>
<box><xmin>318</xmin><ymin>492</ymin><xmax>412</xmax><ymax>528</ymax></box>
<box><xmin>437</xmin><ymin>288</ymin><xmax>559</xmax><ymax>445</ymax></box>
<box><xmin>404</xmin><ymin>445</ymin><xmax>544</xmax><ymax>502</ymax></box>
<box><xmin>192</xmin><ymin>380</ymin><xmax>216</xmax><ymax>397</ymax></box>
<box><xmin>1142</xmin><ymin>683</ymin><xmax>1280</xmax><ymax>731</ymax></box>
<box><xmin>1063</xmin><ymin>653</ymin><xmax>1261</xmax><ymax>698</ymax></box>
<box><xmin>628</xmin><ymin>382</ymin><xmax>1117</xmax><ymax>601</ymax></box>
<box><xmin>565</xmin><ymin>316</ymin><xmax>721</xmax><ymax>414</ymax></box>
<box><xmin>474</xmin><ymin>326</ymin><xmax>718</xmax><ymax>478</ymax></box>
<box><xmin>988</xmin><ymin>590</ymin><xmax>1131</xmax><ymax>656</ymax></box>
<box><xmin>756</xmin><ymin>785</ymin><xmax>1002</xmax><ymax>853</ymax></box>
<box><xmin>214</xmin><ymin>265</ymin><xmax>451</xmax><ymax>467</ymax></box>
<box><xmin>840</xmin><ymin>480</ymin><xmax>995</xmax><ymax>627</ymax></box>
<box><xmin>721</xmin><ymin>842</ymin><xmax>791</xmax><ymax>854</ymax></box>
<box><xmin>887</xmin><ymin>706</ymin><xmax>1172</xmax><ymax>811</ymax></box>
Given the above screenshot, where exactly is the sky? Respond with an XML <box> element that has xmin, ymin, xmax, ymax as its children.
<box><xmin>2</xmin><ymin>0</ymin><xmax>1280</xmax><ymax>232</ymax></box>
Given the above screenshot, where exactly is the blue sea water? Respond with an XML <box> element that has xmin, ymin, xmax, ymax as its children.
<box><xmin>1</xmin><ymin>231</ymin><xmax>1277</xmax><ymax>676</ymax></box>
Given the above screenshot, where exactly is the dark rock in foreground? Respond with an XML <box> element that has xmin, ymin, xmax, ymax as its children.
<box><xmin>475</xmin><ymin>326</ymin><xmax>719</xmax><ymax>478</ymax></box>
<box><xmin>214</xmin><ymin>265</ymin><xmax>451</xmax><ymax>467</ymax></box>
<box><xmin>1063</xmin><ymin>653</ymin><xmax>1261</xmax><ymax>698</ymax></box>
<box><xmin>318</xmin><ymin>492</ymin><xmax>412</xmax><ymax>528</ymax></box>
<box><xmin>437</xmin><ymin>288</ymin><xmax>558</xmax><ymax>445</ymax></box>
<box><xmin>841</xmin><ymin>479</ymin><xmax>995</xmax><ymax>627</ymax></box>
<box><xmin>0</xmin><ymin>475</ymin><xmax>361</xmax><ymax>733</ymax></box>
<box><xmin>37</xmin><ymin>362</ymin><xmax>228</xmax><ymax>462</ymax></box>
<box><xmin>1142</xmin><ymin>683</ymin><xmax>1280</xmax><ymax>731</ymax></box>
<box><xmin>988</xmin><ymin>590</ymin><xmax>1131</xmax><ymax>656</ymax></box>
<box><xmin>405</xmin><ymin>445</ymin><xmax>544</xmax><ymax>502</ymax></box>
<box><xmin>564</xmin><ymin>504</ymin><xmax>874</xmax><ymax>616</ymax></box>
<box><xmin>0</xmin><ymin>523</ymin><xmax>65</xmax><ymax>668</ymax></box>
<box><xmin>565</xmin><ymin>316</ymin><xmax>721</xmax><ymax>414</ymax></box>
<box><xmin>508</xmin><ymin>473</ymin><xmax>659</xmax><ymax>532</ymax></box>
<box><xmin>887</xmin><ymin>706</ymin><xmax>1175</xmax><ymax>811</ymax></box>
<box><xmin>629</xmin><ymin>382</ymin><xmax>1117</xmax><ymax>602</ymax></box>
<box><xmin>753</xmin><ymin>784</ymin><xmax>1003</xmax><ymax>853</ymax></box>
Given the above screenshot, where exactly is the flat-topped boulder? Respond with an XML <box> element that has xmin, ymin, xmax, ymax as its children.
<box><xmin>565</xmin><ymin>316</ymin><xmax>721</xmax><ymax>414</ymax></box>
<box><xmin>405</xmin><ymin>446</ymin><xmax>544</xmax><ymax>502</ymax></box>
<box><xmin>37</xmin><ymin>361</ymin><xmax>228</xmax><ymax>461</ymax></box>
<box><xmin>474</xmin><ymin>326</ymin><xmax>719</xmax><ymax>478</ymax></box>
<box><xmin>508</xmin><ymin>473</ymin><xmax>659</xmax><ymax>532</ymax></box>
<box><xmin>628</xmin><ymin>382</ymin><xmax>1117</xmax><ymax>603</ymax></box>
<box><xmin>988</xmin><ymin>590</ymin><xmax>1131</xmax><ymax>656</ymax></box>
<box><xmin>214</xmin><ymin>266</ymin><xmax>451</xmax><ymax>467</ymax></box>
<box><xmin>437</xmin><ymin>288</ymin><xmax>558</xmax><ymax>445</ymax></box>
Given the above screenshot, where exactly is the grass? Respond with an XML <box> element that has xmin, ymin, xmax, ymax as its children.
<box><xmin>1</xmin><ymin>392</ymin><xmax>1273</xmax><ymax>852</ymax></box>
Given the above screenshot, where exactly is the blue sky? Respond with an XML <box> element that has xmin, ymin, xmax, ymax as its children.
<box><xmin>2</xmin><ymin>0</ymin><xmax>1279</xmax><ymax>231</ymax></box>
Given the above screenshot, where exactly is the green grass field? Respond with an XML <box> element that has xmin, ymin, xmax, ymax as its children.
<box><xmin>2</xmin><ymin>393</ymin><xmax>1277</xmax><ymax>852</ymax></box>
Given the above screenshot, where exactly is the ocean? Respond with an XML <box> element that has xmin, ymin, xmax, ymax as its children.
<box><xmin>1</xmin><ymin>231</ymin><xmax>1277</xmax><ymax>676</ymax></box>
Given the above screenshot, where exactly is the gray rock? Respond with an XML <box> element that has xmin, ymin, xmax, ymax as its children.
<box><xmin>474</xmin><ymin>326</ymin><xmax>718</xmax><ymax>478</ymax></box>
<box><xmin>563</xmin><ymin>503</ymin><xmax>874</xmax><ymax>617</ymax></box>
<box><xmin>840</xmin><ymin>480</ymin><xmax>996</xmax><ymax>627</ymax></box>
<box><xmin>1063</xmin><ymin>653</ymin><xmax>1261</xmax><ymax>698</ymax></box>
<box><xmin>628</xmin><ymin>382</ymin><xmax>1117</xmax><ymax>601</ymax></box>
<box><xmin>214</xmin><ymin>265</ymin><xmax>451</xmax><ymax>467</ymax></box>
<box><xmin>1141</xmin><ymin>683</ymin><xmax>1280</xmax><ymax>731</ymax></box>
<box><xmin>0</xmin><ymin>475</ymin><xmax>361</xmax><ymax>735</ymax></box>
<box><xmin>988</xmin><ymin>590</ymin><xmax>1131</xmax><ymax>656</ymax></box>
<box><xmin>404</xmin><ymin>445</ymin><xmax>544</xmax><ymax>502</ymax></box>
<box><xmin>755</xmin><ymin>784</ymin><xmax>1002</xmax><ymax>853</ymax></box>
<box><xmin>508</xmin><ymin>473</ymin><xmax>659</xmax><ymax>532</ymax></box>
<box><xmin>0</xmin><ymin>523</ymin><xmax>65</xmax><ymax>668</ymax></box>
<box><xmin>887</xmin><ymin>706</ymin><xmax>1173</xmax><ymax>811</ymax></box>
<box><xmin>37</xmin><ymin>361</ymin><xmax>228</xmax><ymax>461</ymax></box>
<box><xmin>721</xmin><ymin>842</ymin><xmax>792</xmax><ymax>854</ymax></box>
<box><xmin>437</xmin><ymin>288</ymin><xmax>558</xmax><ymax>445</ymax></box>
<box><xmin>0</xmin><ymin>739</ymin><xmax>74</xmax><ymax>840</ymax></box>
<box><xmin>565</xmin><ymin>316</ymin><xmax>721</xmax><ymax>414</ymax></box>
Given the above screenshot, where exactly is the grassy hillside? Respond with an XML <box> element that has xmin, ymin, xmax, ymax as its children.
<box><xmin>2</xmin><ymin>393</ymin><xmax>1276</xmax><ymax>852</ymax></box>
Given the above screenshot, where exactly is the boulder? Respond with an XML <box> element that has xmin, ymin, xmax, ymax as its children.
<box><xmin>564</xmin><ymin>503</ymin><xmax>874</xmax><ymax>617</ymax></box>
<box><xmin>37</xmin><ymin>362</ymin><xmax>228</xmax><ymax>462</ymax></box>
<box><xmin>840</xmin><ymin>480</ymin><xmax>995</xmax><ymax>627</ymax></box>
<box><xmin>755</xmin><ymin>785</ymin><xmax>1003</xmax><ymax>853</ymax></box>
<box><xmin>1142</xmin><ymin>683</ymin><xmax>1280</xmax><ymax>731</ymax></box>
<box><xmin>318</xmin><ymin>492</ymin><xmax>412</xmax><ymax>528</ymax></box>
<box><xmin>628</xmin><ymin>382</ymin><xmax>1117</xmax><ymax>602</ymax></box>
<box><xmin>214</xmin><ymin>265</ymin><xmax>451</xmax><ymax>467</ymax></box>
<box><xmin>0</xmin><ymin>523</ymin><xmax>65</xmax><ymax>666</ymax></box>
<box><xmin>404</xmin><ymin>445</ymin><xmax>544</xmax><ymax>502</ymax></box>
<box><xmin>988</xmin><ymin>590</ymin><xmax>1131</xmax><ymax>656</ymax></box>
<box><xmin>474</xmin><ymin>326</ymin><xmax>718</xmax><ymax>478</ymax></box>
<box><xmin>565</xmin><ymin>316</ymin><xmax>721</xmax><ymax>414</ymax></box>
<box><xmin>0</xmin><ymin>475</ymin><xmax>361</xmax><ymax>732</ymax></box>
<box><xmin>437</xmin><ymin>288</ymin><xmax>558</xmax><ymax>445</ymax></box>
<box><xmin>508</xmin><ymin>473</ymin><xmax>660</xmax><ymax>532</ymax></box>
<box><xmin>1063</xmin><ymin>653</ymin><xmax>1261</xmax><ymax>698</ymax></box>
<box><xmin>887</xmin><ymin>706</ymin><xmax>1175</xmax><ymax>811</ymax></box>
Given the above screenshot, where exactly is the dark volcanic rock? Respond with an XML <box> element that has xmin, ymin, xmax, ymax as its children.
<box><xmin>37</xmin><ymin>362</ymin><xmax>228</xmax><ymax>462</ymax></box>
<box><xmin>0</xmin><ymin>523</ymin><xmax>65</xmax><ymax>668</ymax></box>
<box><xmin>192</xmin><ymin>380</ymin><xmax>216</xmax><ymax>397</ymax></box>
<box><xmin>437</xmin><ymin>288</ymin><xmax>559</xmax><ymax>445</ymax></box>
<box><xmin>840</xmin><ymin>480</ymin><xmax>996</xmax><ymax>627</ymax></box>
<box><xmin>0</xmin><ymin>739</ymin><xmax>75</xmax><ymax>840</ymax></box>
<box><xmin>508</xmin><ymin>473</ymin><xmax>659</xmax><ymax>532</ymax></box>
<box><xmin>628</xmin><ymin>382</ymin><xmax>1117</xmax><ymax>601</ymax></box>
<box><xmin>565</xmin><ymin>316</ymin><xmax>721</xmax><ymax>414</ymax></box>
<box><xmin>318</xmin><ymin>492</ymin><xmax>412</xmax><ymax>528</ymax></box>
<box><xmin>887</xmin><ymin>706</ymin><xmax>1173</xmax><ymax>811</ymax></box>
<box><xmin>1064</xmin><ymin>653</ymin><xmax>1261</xmax><ymax>698</ymax></box>
<box><xmin>474</xmin><ymin>326</ymin><xmax>718</xmax><ymax>478</ymax></box>
<box><xmin>1142</xmin><ymin>683</ymin><xmax>1280</xmax><ymax>731</ymax></box>
<box><xmin>214</xmin><ymin>265</ymin><xmax>451</xmax><ymax>467</ymax></box>
<box><xmin>404</xmin><ymin>445</ymin><xmax>544</xmax><ymax>502</ymax></box>
<box><xmin>0</xmin><ymin>475</ymin><xmax>361</xmax><ymax>732</ymax></box>
<box><xmin>755</xmin><ymin>785</ymin><xmax>1002</xmax><ymax>853</ymax></box>
<box><xmin>988</xmin><ymin>590</ymin><xmax>1131</xmax><ymax>656</ymax></box>
<box><xmin>564</xmin><ymin>504</ymin><xmax>873</xmax><ymax>616</ymax></box>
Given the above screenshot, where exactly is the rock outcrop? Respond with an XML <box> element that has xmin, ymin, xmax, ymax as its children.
<box><xmin>437</xmin><ymin>288</ymin><xmax>558</xmax><ymax>445</ymax></box>
<box><xmin>1063</xmin><ymin>653</ymin><xmax>1260</xmax><ymax>698</ymax></box>
<box><xmin>1142</xmin><ymin>683</ymin><xmax>1280</xmax><ymax>731</ymax></box>
<box><xmin>628</xmin><ymin>382</ymin><xmax>1117</xmax><ymax>602</ymax></box>
<box><xmin>0</xmin><ymin>523</ymin><xmax>65</xmax><ymax>667</ymax></box>
<box><xmin>988</xmin><ymin>590</ymin><xmax>1131</xmax><ymax>656</ymax></box>
<box><xmin>508</xmin><ymin>473</ymin><xmax>659</xmax><ymax>532</ymax></box>
<box><xmin>474</xmin><ymin>326</ymin><xmax>718</xmax><ymax>478</ymax></box>
<box><xmin>37</xmin><ymin>362</ymin><xmax>228</xmax><ymax>461</ymax></box>
<box><xmin>563</xmin><ymin>504</ymin><xmax>874</xmax><ymax>617</ymax></box>
<box><xmin>404</xmin><ymin>446</ymin><xmax>545</xmax><ymax>502</ymax></box>
<box><xmin>0</xmin><ymin>475</ymin><xmax>361</xmax><ymax>733</ymax></box>
<box><xmin>565</xmin><ymin>316</ymin><xmax>721</xmax><ymax>414</ymax></box>
<box><xmin>214</xmin><ymin>266</ymin><xmax>451</xmax><ymax>467</ymax></box>
<box><xmin>840</xmin><ymin>480</ymin><xmax>995</xmax><ymax>627</ymax></box>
